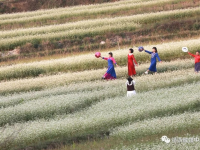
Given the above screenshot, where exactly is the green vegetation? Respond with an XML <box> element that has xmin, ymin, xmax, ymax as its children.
<box><xmin>0</xmin><ymin>38</ymin><xmax>199</xmax><ymax>81</ymax></box>
<box><xmin>1</xmin><ymin>82</ymin><xmax>200</xmax><ymax>149</ymax></box>
<box><xmin>0</xmin><ymin>0</ymin><xmax>199</xmax><ymax>63</ymax></box>
<box><xmin>0</xmin><ymin>0</ymin><xmax>199</xmax><ymax>150</ymax></box>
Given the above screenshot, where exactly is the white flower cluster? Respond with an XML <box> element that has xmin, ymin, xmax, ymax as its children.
<box><xmin>0</xmin><ymin>66</ymin><xmax>199</xmax><ymax>126</ymax></box>
<box><xmin>0</xmin><ymin>82</ymin><xmax>199</xmax><ymax>149</ymax></box>
<box><xmin>0</xmin><ymin>37</ymin><xmax>199</xmax><ymax>81</ymax></box>
<box><xmin>0</xmin><ymin>0</ymin><xmax>179</xmax><ymax>25</ymax></box>
<box><xmin>111</xmin><ymin>112</ymin><xmax>200</xmax><ymax>140</ymax></box>
<box><xmin>0</xmin><ymin>59</ymin><xmax>197</xmax><ymax>94</ymax></box>
<box><xmin>0</xmin><ymin>7</ymin><xmax>199</xmax><ymax>49</ymax></box>
<box><xmin>0</xmin><ymin>0</ymin><xmax>199</xmax><ymax>149</ymax></box>
<box><xmin>112</xmin><ymin>136</ymin><xmax>200</xmax><ymax>150</ymax></box>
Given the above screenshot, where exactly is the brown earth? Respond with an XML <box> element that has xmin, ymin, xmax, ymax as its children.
<box><xmin>0</xmin><ymin>0</ymin><xmax>119</xmax><ymax>13</ymax></box>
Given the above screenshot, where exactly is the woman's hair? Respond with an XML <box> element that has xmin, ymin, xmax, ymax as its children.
<box><xmin>129</xmin><ymin>48</ymin><xmax>134</xmax><ymax>53</ymax></box>
<box><xmin>196</xmin><ymin>51</ymin><xmax>200</xmax><ymax>53</ymax></box>
<box><xmin>127</xmin><ymin>76</ymin><xmax>133</xmax><ymax>84</ymax></box>
<box><xmin>109</xmin><ymin>52</ymin><xmax>113</xmax><ymax>57</ymax></box>
<box><xmin>152</xmin><ymin>47</ymin><xmax>157</xmax><ymax>53</ymax></box>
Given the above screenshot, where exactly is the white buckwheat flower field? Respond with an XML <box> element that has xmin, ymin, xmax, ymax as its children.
<box><xmin>0</xmin><ymin>0</ymin><xmax>200</xmax><ymax>149</ymax></box>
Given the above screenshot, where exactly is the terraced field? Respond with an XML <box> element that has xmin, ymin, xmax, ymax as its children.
<box><xmin>0</xmin><ymin>0</ymin><xmax>200</xmax><ymax>150</ymax></box>
<box><xmin>1</xmin><ymin>7</ymin><xmax>200</xmax><ymax>51</ymax></box>
<box><xmin>0</xmin><ymin>0</ymin><xmax>200</xmax><ymax>62</ymax></box>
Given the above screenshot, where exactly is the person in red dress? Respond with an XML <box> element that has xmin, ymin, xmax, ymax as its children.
<box><xmin>128</xmin><ymin>48</ymin><xmax>138</xmax><ymax>77</ymax></box>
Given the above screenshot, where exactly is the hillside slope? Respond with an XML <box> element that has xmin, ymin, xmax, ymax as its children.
<box><xmin>0</xmin><ymin>0</ymin><xmax>200</xmax><ymax>150</ymax></box>
<box><xmin>0</xmin><ymin>0</ymin><xmax>118</xmax><ymax>13</ymax></box>
<box><xmin>0</xmin><ymin>0</ymin><xmax>199</xmax><ymax>64</ymax></box>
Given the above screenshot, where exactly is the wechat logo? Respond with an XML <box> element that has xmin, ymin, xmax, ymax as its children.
<box><xmin>161</xmin><ymin>135</ymin><xmax>170</xmax><ymax>143</ymax></box>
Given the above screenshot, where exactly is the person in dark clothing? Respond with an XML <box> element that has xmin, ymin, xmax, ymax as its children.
<box><xmin>126</xmin><ymin>77</ymin><xmax>136</xmax><ymax>97</ymax></box>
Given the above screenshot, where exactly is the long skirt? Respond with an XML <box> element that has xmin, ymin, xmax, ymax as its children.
<box><xmin>128</xmin><ymin>63</ymin><xmax>136</xmax><ymax>76</ymax></box>
<box><xmin>149</xmin><ymin>62</ymin><xmax>157</xmax><ymax>72</ymax></box>
<box><xmin>103</xmin><ymin>65</ymin><xmax>116</xmax><ymax>79</ymax></box>
<box><xmin>195</xmin><ymin>62</ymin><xmax>200</xmax><ymax>72</ymax></box>
<box><xmin>127</xmin><ymin>90</ymin><xmax>136</xmax><ymax>97</ymax></box>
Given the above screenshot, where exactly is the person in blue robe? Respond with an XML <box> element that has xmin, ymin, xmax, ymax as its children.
<box><xmin>144</xmin><ymin>47</ymin><xmax>162</xmax><ymax>74</ymax></box>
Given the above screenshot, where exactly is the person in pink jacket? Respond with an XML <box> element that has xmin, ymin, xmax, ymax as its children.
<box><xmin>100</xmin><ymin>52</ymin><xmax>119</xmax><ymax>79</ymax></box>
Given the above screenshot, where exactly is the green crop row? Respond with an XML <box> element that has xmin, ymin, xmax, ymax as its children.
<box><xmin>1</xmin><ymin>66</ymin><xmax>200</xmax><ymax>126</ymax></box>
<box><xmin>0</xmin><ymin>37</ymin><xmax>199</xmax><ymax>81</ymax></box>
<box><xmin>0</xmin><ymin>82</ymin><xmax>200</xmax><ymax>149</ymax></box>
<box><xmin>0</xmin><ymin>7</ymin><xmax>199</xmax><ymax>50</ymax></box>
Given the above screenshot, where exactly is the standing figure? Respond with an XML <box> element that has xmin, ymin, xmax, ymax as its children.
<box><xmin>144</xmin><ymin>47</ymin><xmax>162</xmax><ymax>74</ymax></box>
<box><xmin>188</xmin><ymin>51</ymin><xmax>200</xmax><ymax>73</ymax></box>
<box><xmin>126</xmin><ymin>77</ymin><xmax>136</xmax><ymax>97</ymax></box>
<box><xmin>101</xmin><ymin>52</ymin><xmax>119</xmax><ymax>79</ymax></box>
<box><xmin>128</xmin><ymin>48</ymin><xmax>138</xmax><ymax>77</ymax></box>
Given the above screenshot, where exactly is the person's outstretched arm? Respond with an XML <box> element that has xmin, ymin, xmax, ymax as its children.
<box><xmin>144</xmin><ymin>50</ymin><xmax>152</xmax><ymax>54</ymax></box>
<box><xmin>101</xmin><ymin>57</ymin><xmax>108</xmax><ymax>60</ymax></box>
<box><xmin>156</xmin><ymin>53</ymin><xmax>161</xmax><ymax>62</ymax></box>
<box><xmin>188</xmin><ymin>52</ymin><xmax>195</xmax><ymax>57</ymax></box>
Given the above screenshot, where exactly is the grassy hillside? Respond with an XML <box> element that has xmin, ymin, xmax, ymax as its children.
<box><xmin>0</xmin><ymin>0</ymin><xmax>199</xmax><ymax>63</ymax></box>
<box><xmin>0</xmin><ymin>38</ymin><xmax>199</xmax><ymax>81</ymax></box>
<box><xmin>0</xmin><ymin>69</ymin><xmax>200</xmax><ymax>149</ymax></box>
<box><xmin>0</xmin><ymin>0</ymin><xmax>118</xmax><ymax>13</ymax></box>
<box><xmin>0</xmin><ymin>0</ymin><xmax>200</xmax><ymax>150</ymax></box>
